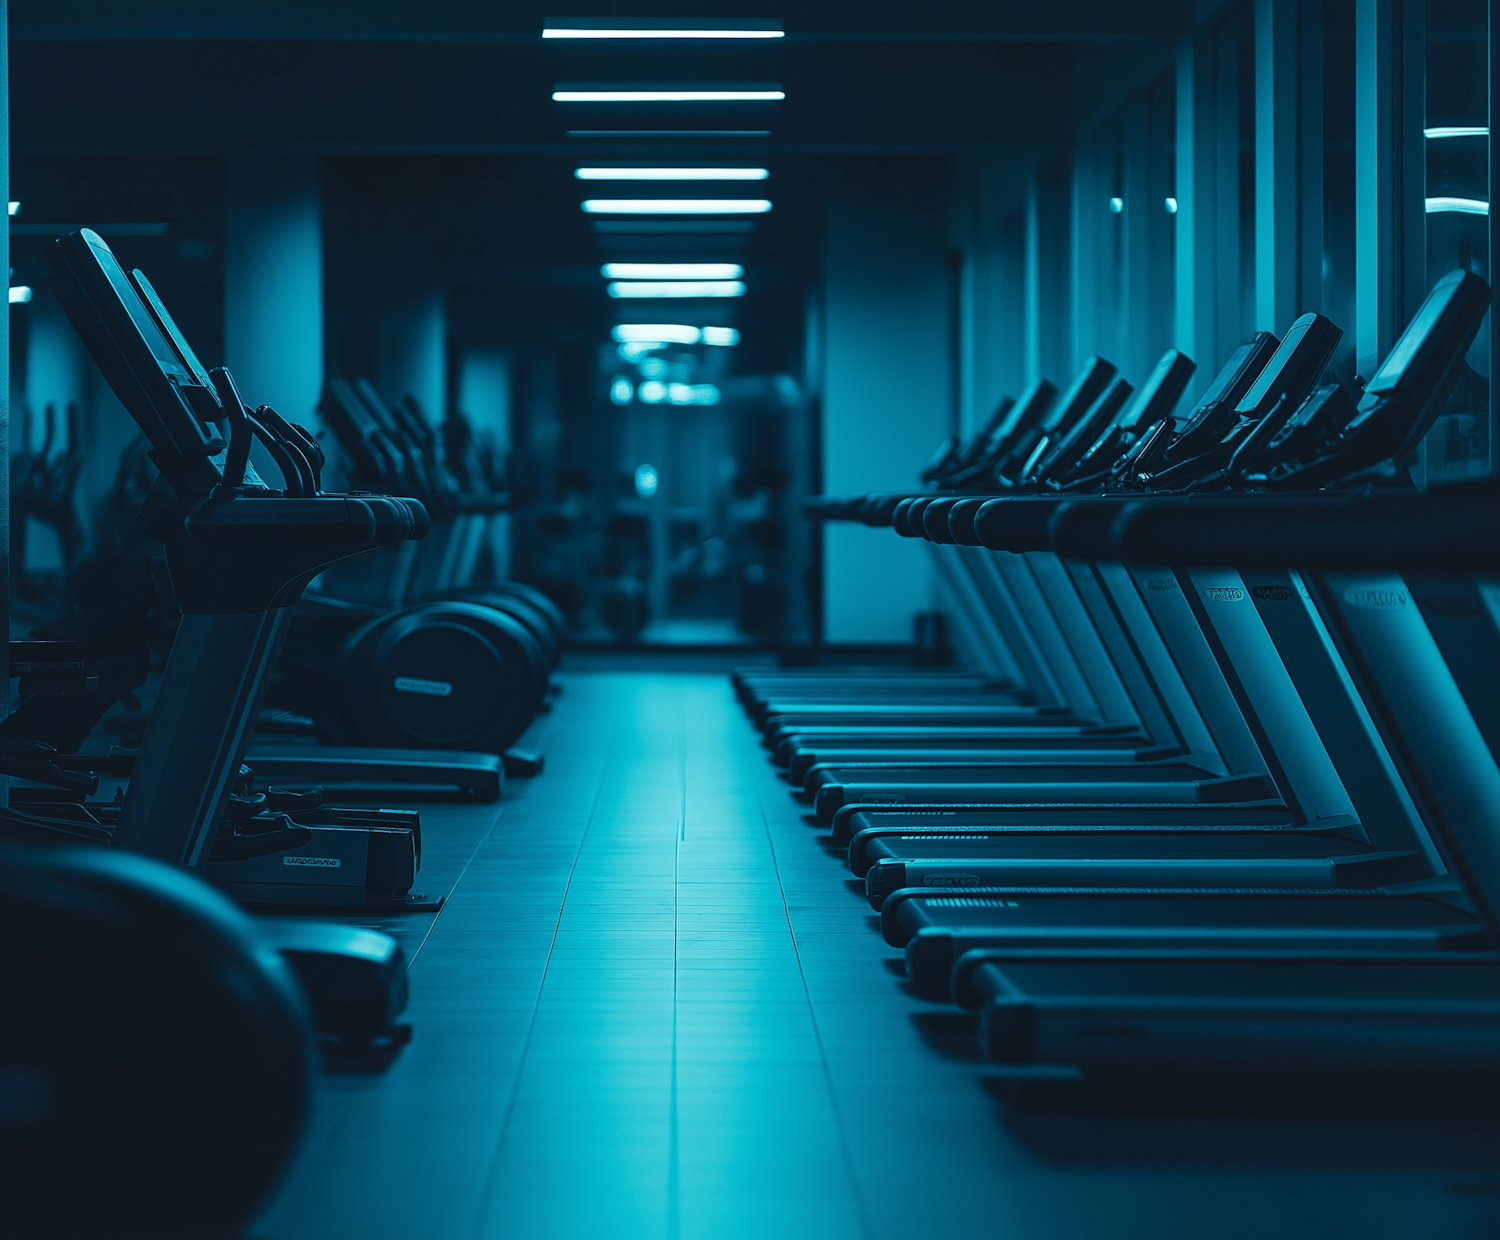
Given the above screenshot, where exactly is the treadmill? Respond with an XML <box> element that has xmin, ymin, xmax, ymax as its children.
<box><xmin>750</xmin><ymin>273</ymin><xmax>1494</xmax><ymax>1014</ymax></box>
<box><xmin>802</xmin><ymin>320</ymin><xmax>1345</xmax><ymax>822</ymax></box>
<box><xmin>854</xmin><ymin>275</ymin><xmax>1489</xmax><ymax>991</ymax></box>
<box><xmin>952</xmin><ymin>485</ymin><xmax>1500</xmax><ymax>1073</ymax></box>
<box><xmin>38</xmin><ymin>227</ymin><xmax>487</xmax><ymax>908</ymax></box>
<box><xmin>834</xmin><ymin>307</ymin><xmax>1453</xmax><ymax>882</ymax></box>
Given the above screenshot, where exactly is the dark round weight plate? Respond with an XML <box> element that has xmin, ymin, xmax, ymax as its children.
<box><xmin>0</xmin><ymin>844</ymin><xmax>312</xmax><ymax>1240</ymax></box>
<box><xmin>340</xmin><ymin>602</ymin><xmax>547</xmax><ymax>751</ymax></box>
<box><xmin>419</xmin><ymin>582</ymin><xmax>567</xmax><ymax>666</ymax></box>
<box><xmin>425</xmin><ymin>590</ymin><xmax>560</xmax><ymax>667</ymax></box>
<box><xmin>377</xmin><ymin>622</ymin><xmax>506</xmax><ymax>744</ymax></box>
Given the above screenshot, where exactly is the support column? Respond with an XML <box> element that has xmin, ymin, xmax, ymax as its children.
<box><xmin>457</xmin><ymin>348</ymin><xmax>512</xmax><ymax>579</ymax></box>
<box><xmin>1124</xmin><ymin>92</ymin><xmax>1154</xmax><ymax>382</ymax></box>
<box><xmin>821</xmin><ymin>173</ymin><xmax>950</xmax><ymax>643</ymax></box>
<box><xmin>0</xmin><ymin>0</ymin><xmax>9</xmax><ymax>804</ymax></box>
<box><xmin>224</xmin><ymin>152</ymin><xmax>323</xmax><ymax>421</ymax></box>
<box><xmin>1491</xmin><ymin>0</ymin><xmax>1500</xmax><ymax>473</ymax></box>
<box><xmin>1177</xmin><ymin>29</ymin><xmax>1220</xmax><ymax>400</ymax></box>
<box><xmin>1071</xmin><ymin>134</ymin><xmax>1101</xmax><ymax>375</ymax></box>
<box><xmin>1300</xmin><ymin>0</ymin><xmax>1327</xmax><ymax>316</ymax></box>
<box><xmin>378</xmin><ymin>293</ymin><xmax>446</xmax><ymax>423</ymax></box>
<box><xmin>1214</xmin><ymin>18</ymin><xmax>1248</xmax><ymax>367</ymax></box>
<box><xmin>1257</xmin><ymin>0</ymin><xmax>1301</xmax><ymax>333</ymax></box>
<box><xmin>1355</xmin><ymin>0</ymin><xmax>1425</xmax><ymax>376</ymax></box>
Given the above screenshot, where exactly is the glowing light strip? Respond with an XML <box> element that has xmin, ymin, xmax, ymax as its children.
<box><xmin>575</xmin><ymin>167</ymin><xmax>768</xmax><ymax>180</ymax></box>
<box><xmin>613</xmin><ymin>324</ymin><xmax>700</xmax><ymax>343</ymax></box>
<box><xmin>544</xmin><ymin>28</ymin><xmax>784</xmax><ymax>39</ymax></box>
<box><xmin>554</xmin><ymin>90</ymin><xmax>785</xmax><ymax>102</ymax></box>
<box><xmin>583</xmin><ymin>199</ymin><xmax>772</xmax><ymax>214</ymax></box>
<box><xmin>1425</xmin><ymin>127</ymin><xmax>1489</xmax><ymax>138</ymax></box>
<box><xmin>9</xmin><ymin>286</ymin><xmax>32</xmax><ymax>303</ymax></box>
<box><xmin>1426</xmin><ymin>197</ymin><xmax>1489</xmax><ymax>215</ymax></box>
<box><xmin>608</xmin><ymin>281</ymin><xmax>746</xmax><ymax>298</ymax></box>
<box><xmin>603</xmin><ymin>263</ymin><xmax>743</xmax><ymax>279</ymax></box>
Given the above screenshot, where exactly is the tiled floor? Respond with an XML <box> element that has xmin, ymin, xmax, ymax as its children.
<box><xmin>251</xmin><ymin>671</ymin><xmax>1500</xmax><ymax>1240</ymax></box>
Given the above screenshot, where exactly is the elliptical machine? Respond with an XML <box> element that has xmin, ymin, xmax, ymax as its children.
<box><xmin>1</xmin><ymin>228</ymin><xmax>439</xmax><ymax>1238</ymax></box>
<box><xmin>260</xmin><ymin>376</ymin><xmax>564</xmax><ymax>759</ymax></box>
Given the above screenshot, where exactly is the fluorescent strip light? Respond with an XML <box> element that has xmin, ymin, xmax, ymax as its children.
<box><xmin>1425</xmin><ymin>126</ymin><xmax>1489</xmax><ymax>138</ymax></box>
<box><xmin>547</xmin><ymin>29</ymin><xmax>784</xmax><ymax>39</ymax></box>
<box><xmin>554</xmin><ymin>90</ymin><xmax>785</xmax><ymax>102</ymax></box>
<box><xmin>544</xmin><ymin>18</ymin><xmax>783</xmax><ymax>39</ymax></box>
<box><xmin>7</xmin><ymin>202</ymin><xmax>17</xmax><ymax>216</ymax></box>
<box><xmin>583</xmin><ymin>199</ymin><xmax>772</xmax><ymax>214</ymax></box>
<box><xmin>9</xmin><ymin>286</ymin><xmax>32</xmax><ymax>304</ymax></box>
<box><xmin>614</xmin><ymin>323</ymin><xmax>701</xmax><ymax>344</ymax></box>
<box><xmin>702</xmin><ymin>327</ymin><xmax>740</xmax><ymax>346</ymax></box>
<box><xmin>576</xmin><ymin>168</ymin><xmax>769</xmax><ymax>181</ymax></box>
<box><xmin>568</xmin><ymin>130</ymin><xmax>772</xmax><ymax>137</ymax></box>
<box><xmin>602</xmin><ymin>263</ymin><xmax>743</xmax><ymax>279</ymax></box>
<box><xmin>1426</xmin><ymin>197</ymin><xmax>1489</xmax><ymax>215</ymax></box>
<box><xmin>609</xmin><ymin>280</ymin><xmax>746</xmax><ymax>298</ymax></box>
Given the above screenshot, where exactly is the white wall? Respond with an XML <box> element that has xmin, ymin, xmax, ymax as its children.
<box><xmin>821</xmin><ymin>180</ymin><xmax>952</xmax><ymax>643</ymax></box>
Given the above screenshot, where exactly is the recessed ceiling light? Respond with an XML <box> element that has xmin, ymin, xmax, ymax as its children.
<box><xmin>583</xmin><ymin>200</ymin><xmax>772</xmax><ymax>215</ymax></box>
<box><xmin>613</xmin><ymin>324</ymin><xmax>701</xmax><ymax>343</ymax></box>
<box><xmin>602</xmin><ymin>263</ymin><xmax>744</xmax><ymax>279</ymax></box>
<box><xmin>544</xmin><ymin>18</ymin><xmax>784</xmax><ymax>39</ymax></box>
<box><xmin>608</xmin><ymin>280</ymin><xmax>746</xmax><ymax>298</ymax></box>
<box><xmin>554</xmin><ymin>84</ymin><xmax>785</xmax><ymax>103</ymax></box>
<box><xmin>576</xmin><ymin>168</ymin><xmax>769</xmax><ymax>181</ymax></box>
<box><xmin>567</xmin><ymin>130</ymin><xmax>772</xmax><ymax>138</ymax></box>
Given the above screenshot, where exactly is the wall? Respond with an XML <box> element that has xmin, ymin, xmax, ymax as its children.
<box><xmin>821</xmin><ymin>164</ymin><xmax>952</xmax><ymax>643</ymax></box>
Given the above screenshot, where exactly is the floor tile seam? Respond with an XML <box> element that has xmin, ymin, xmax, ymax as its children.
<box><xmin>749</xmin><ymin>714</ymin><xmax>878</xmax><ymax>1240</ymax></box>
<box><xmin>406</xmin><ymin>803</ymin><xmax>508</xmax><ymax>968</ymax></box>
<box><xmin>465</xmin><ymin>715</ymin><xmax>622</xmax><ymax>1240</ymax></box>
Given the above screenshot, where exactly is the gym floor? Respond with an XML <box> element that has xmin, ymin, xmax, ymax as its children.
<box><xmin>250</xmin><ymin>668</ymin><xmax>1500</xmax><ymax>1240</ymax></box>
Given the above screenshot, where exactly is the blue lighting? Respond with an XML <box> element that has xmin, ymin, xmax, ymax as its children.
<box><xmin>668</xmin><ymin>383</ymin><xmax>721</xmax><ymax>406</ymax></box>
<box><xmin>613</xmin><ymin>324</ymin><xmax>700</xmax><ymax>344</ymax></box>
<box><xmin>639</xmin><ymin>380</ymin><xmax>668</xmax><ymax>404</ymax></box>
<box><xmin>9</xmin><ymin>286</ymin><xmax>32</xmax><ymax>304</ymax></box>
<box><xmin>634</xmin><ymin>463</ymin><xmax>659</xmax><ymax>497</ymax></box>
<box><xmin>1164</xmin><ymin>197</ymin><xmax>1178</xmax><ymax>214</ymax></box>
<box><xmin>1426</xmin><ymin>197</ymin><xmax>1489</xmax><ymax>215</ymax></box>
<box><xmin>577</xmin><ymin>168</ymin><xmax>769</xmax><ymax>181</ymax></box>
<box><xmin>583</xmin><ymin>200</ymin><xmax>773</xmax><ymax>215</ymax></box>
<box><xmin>702</xmin><ymin>327</ymin><xmax>740</xmax><ymax>346</ymax></box>
<box><xmin>603</xmin><ymin>263</ymin><xmax>743</xmax><ymax>280</ymax></box>
<box><xmin>555</xmin><ymin>89</ymin><xmax>784</xmax><ymax>102</ymax></box>
<box><xmin>1425</xmin><ymin>126</ymin><xmax>1488</xmax><ymax>138</ymax></box>
<box><xmin>610</xmin><ymin>375</ymin><xmax>635</xmax><ymax>405</ymax></box>
<box><xmin>618</xmin><ymin>341</ymin><xmax>665</xmax><ymax>362</ymax></box>
<box><xmin>608</xmin><ymin>280</ymin><xmax>746</xmax><ymax>299</ymax></box>
<box><xmin>1109</xmin><ymin>197</ymin><xmax>1124</xmax><ymax>213</ymax></box>
<box><xmin>7</xmin><ymin>202</ymin><xmax>17</xmax><ymax>216</ymax></box>
<box><xmin>544</xmin><ymin>20</ymin><xmax>784</xmax><ymax>40</ymax></box>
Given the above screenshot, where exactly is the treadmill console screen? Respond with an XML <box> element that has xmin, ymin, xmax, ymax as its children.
<box><xmin>1233</xmin><ymin>316</ymin><xmax>1315</xmax><ymax>414</ymax></box>
<box><xmin>1365</xmin><ymin>269</ymin><xmax>1472</xmax><ymax>393</ymax></box>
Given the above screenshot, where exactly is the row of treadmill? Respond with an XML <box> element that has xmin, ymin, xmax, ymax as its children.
<box><xmin>738</xmin><ymin>265</ymin><xmax>1500</xmax><ymax>1086</ymax></box>
<box><xmin>2</xmin><ymin>228</ymin><xmax>565</xmax><ymax>1238</ymax></box>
